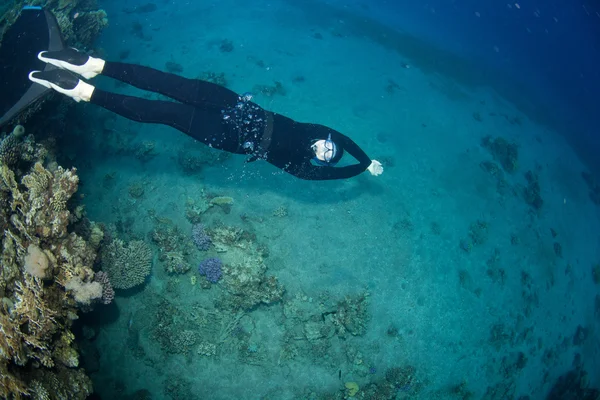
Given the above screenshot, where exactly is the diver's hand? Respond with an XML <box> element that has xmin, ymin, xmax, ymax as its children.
<box><xmin>367</xmin><ymin>160</ymin><xmax>383</xmax><ymax>176</ymax></box>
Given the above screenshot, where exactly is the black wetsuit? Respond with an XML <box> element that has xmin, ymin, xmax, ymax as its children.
<box><xmin>90</xmin><ymin>62</ymin><xmax>371</xmax><ymax>180</ymax></box>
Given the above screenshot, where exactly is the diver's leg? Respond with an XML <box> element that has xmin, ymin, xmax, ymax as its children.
<box><xmin>29</xmin><ymin>70</ymin><xmax>95</xmax><ymax>102</ymax></box>
<box><xmin>93</xmin><ymin>89</ymin><xmax>242</xmax><ymax>151</ymax></box>
<box><xmin>101</xmin><ymin>61</ymin><xmax>240</xmax><ymax>109</ymax></box>
<box><xmin>90</xmin><ymin>89</ymin><xmax>196</xmax><ymax>132</ymax></box>
<box><xmin>29</xmin><ymin>69</ymin><xmax>196</xmax><ymax>132</ymax></box>
<box><xmin>38</xmin><ymin>48</ymin><xmax>240</xmax><ymax>108</ymax></box>
<box><xmin>38</xmin><ymin>48</ymin><xmax>105</xmax><ymax>79</ymax></box>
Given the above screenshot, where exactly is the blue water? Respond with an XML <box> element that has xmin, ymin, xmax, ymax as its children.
<box><xmin>50</xmin><ymin>0</ymin><xmax>599</xmax><ymax>398</ymax></box>
<box><xmin>362</xmin><ymin>0</ymin><xmax>600</xmax><ymax>172</ymax></box>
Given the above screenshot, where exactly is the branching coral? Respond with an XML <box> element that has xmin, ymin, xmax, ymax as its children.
<box><xmin>100</xmin><ymin>238</ymin><xmax>153</xmax><ymax>289</ymax></box>
<box><xmin>15</xmin><ymin>162</ymin><xmax>80</xmax><ymax>239</ymax></box>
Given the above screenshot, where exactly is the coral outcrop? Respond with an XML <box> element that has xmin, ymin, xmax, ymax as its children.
<box><xmin>0</xmin><ymin>125</ymin><xmax>99</xmax><ymax>399</ymax></box>
<box><xmin>151</xmin><ymin>219</ymin><xmax>194</xmax><ymax>274</ymax></box>
<box><xmin>209</xmin><ymin>224</ymin><xmax>284</xmax><ymax>311</ymax></box>
<box><xmin>481</xmin><ymin>135</ymin><xmax>519</xmax><ymax>173</ymax></box>
<box><xmin>99</xmin><ymin>238</ymin><xmax>153</xmax><ymax>289</ymax></box>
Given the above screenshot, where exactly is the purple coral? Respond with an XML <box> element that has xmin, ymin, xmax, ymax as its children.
<box><xmin>192</xmin><ymin>223</ymin><xmax>212</xmax><ymax>251</ymax></box>
<box><xmin>198</xmin><ymin>257</ymin><xmax>222</xmax><ymax>283</ymax></box>
<box><xmin>94</xmin><ymin>271</ymin><xmax>115</xmax><ymax>304</ymax></box>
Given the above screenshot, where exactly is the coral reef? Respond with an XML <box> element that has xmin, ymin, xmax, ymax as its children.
<box><xmin>209</xmin><ymin>224</ymin><xmax>284</xmax><ymax>311</ymax></box>
<box><xmin>581</xmin><ymin>171</ymin><xmax>600</xmax><ymax>205</ymax></box>
<box><xmin>65</xmin><ymin>276</ymin><xmax>102</xmax><ymax>305</ymax></box>
<box><xmin>151</xmin><ymin>219</ymin><xmax>194</xmax><ymax>274</ymax></box>
<box><xmin>210</xmin><ymin>196</ymin><xmax>234</xmax><ymax>206</ymax></box>
<box><xmin>99</xmin><ymin>238</ymin><xmax>152</xmax><ymax>289</ymax></box>
<box><xmin>460</xmin><ymin>220</ymin><xmax>488</xmax><ymax>253</ymax></box>
<box><xmin>279</xmin><ymin>290</ymin><xmax>372</xmax><ymax>380</ymax></box>
<box><xmin>176</xmin><ymin>146</ymin><xmax>230</xmax><ymax>175</ymax></box>
<box><xmin>165</xmin><ymin>61</ymin><xmax>183</xmax><ymax>74</ymax></box>
<box><xmin>345</xmin><ymin>381</ymin><xmax>359</xmax><ymax>397</ymax></box>
<box><xmin>253</xmin><ymin>81</ymin><xmax>287</xmax><ymax>97</ymax></box>
<box><xmin>134</xmin><ymin>141</ymin><xmax>158</xmax><ymax>162</ymax></box>
<box><xmin>592</xmin><ymin>264</ymin><xmax>600</xmax><ymax>285</ymax></box>
<box><xmin>185</xmin><ymin>193</ymin><xmax>235</xmax><ymax>223</ymax></box>
<box><xmin>481</xmin><ymin>135</ymin><xmax>519</xmax><ymax>173</ymax></box>
<box><xmin>198</xmin><ymin>71</ymin><xmax>228</xmax><ymax>87</ymax></box>
<box><xmin>198</xmin><ymin>257</ymin><xmax>223</xmax><ymax>283</ymax></box>
<box><xmin>128</xmin><ymin>181</ymin><xmax>144</xmax><ymax>198</ymax></box>
<box><xmin>0</xmin><ymin>127</ymin><xmax>98</xmax><ymax>398</ymax></box>
<box><xmin>480</xmin><ymin>160</ymin><xmax>510</xmax><ymax>196</ymax></box>
<box><xmin>93</xmin><ymin>271</ymin><xmax>114</xmax><ymax>304</ymax></box>
<box><xmin>191</xmin><ymin>223</ymin><xmax>212</xmax><ymax>251</ymax></box>
<box><xmin>469</xmin><ymin>219</ymin><xmax>488</xmax><ymax>246</ymax></box>
<box><xmin>328</xmin><ymin>293</ymin><xmax>371</xmax><ymax>337</ymax></box>
<box><xmin>547</xmin><ymin>365</ymin><xmax>599</xmax><ymax>400</ymax></box>
<box><xmin>219</xmin><ymin>39</ymin><xmax>234</xmax><ymax>52</ymax></box>
<box><xmin>523</xmin><ymin>170</ymin><xmax>543</xmax><ymax>211</ymax></box>
<box><xmin>23</xmin><ymin>244</ymin><xmax>50</xmax><ymax>279</ymax></box>
<box><xmin>0</xmin><ymin>125</ymin><xmax>26</xmax><ymax>166</ymax></box>
<box><xmin>185</xmin><ymin>196</ymin><xmax>211</xmax><ymax>224</ymax></box>
<box><xmin>20</xmin><ymin>162</ymin><xmax>79</xmax><ymax>238</ymax></box>
<box><xmin>71</xmin><ymin>9</ymin><xmax>108</xmax><ymax>47</ymax></box>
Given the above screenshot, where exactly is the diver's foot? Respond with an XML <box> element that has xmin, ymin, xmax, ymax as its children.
<box><xmin>38</xmin><ymin>48</ymin><xmax>105</xmax><ymax>79</ymax></box>
<box><xmin>29</xmin><ymin>70</ymin><xmax>95</xmax><ymax>102</ymax></box>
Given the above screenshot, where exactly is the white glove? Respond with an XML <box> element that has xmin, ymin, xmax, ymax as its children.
<box><xmin>367</xmin><ymin>160</ymin><xmax>383</xmax><ymax>176</ymax></box>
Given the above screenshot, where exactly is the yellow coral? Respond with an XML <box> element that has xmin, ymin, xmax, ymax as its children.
<box><xmin>23</xmin><ymin>244</ymin><xmax>50</xmax><ymax>279</ymax></box>
<box><xmin>210</xmin><ymin>196</ymin><xmax>234</xmax><ymax>206</ymax></box>
<box><xmin>88</xmin><ymin>223</ymin><xmax>104</xmax><ymax>249</ymax></box>
<box><xmin>22</xmin><ymin>162</ymin><xmax>52</xmax><ymax>196</ymax></box>
<box><xmin>345</xmin><ymin>381</ymin><xmax>359</xmax><ymax>397</ymax></box>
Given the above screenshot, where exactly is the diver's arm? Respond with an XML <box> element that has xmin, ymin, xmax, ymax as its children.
<box><xmin>333</xmin><ymin>131</ymin><xmax>372</xmax><ymax>166</ymax></box>
<box><xmin>290</xmin><ymin>163</ymin><xmax>370</xmax><ymax>180</ymax></box>
<box><xmin>332</xmin><ymin>131</ymin><xmax>383</xmax><ymax>176</ymax></box>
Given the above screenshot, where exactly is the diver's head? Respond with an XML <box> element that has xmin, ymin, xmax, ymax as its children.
<box><xmin>311</xmin><ymin>134</ymin><xmax>343</xmax><ymax>166</ymax></box>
